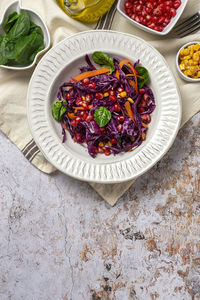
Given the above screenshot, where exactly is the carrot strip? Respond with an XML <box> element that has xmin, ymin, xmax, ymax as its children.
<box><xmin>126</xmin><ymin>74</ymin><xmax>144</xmax><ymax>79</ymax></box>
<box><xmin>125</xmin><ymin>101</ymin><xmax>136</xmax><ymax>125</ymax></box>
<box><xmin>115</xmin><ymin>59</ymin><xmax>139</xmax><ymax>93</ymax></box>
<box><xmin>72</xmin><ymin>68</ymin><xmax>110</xmax><ymax>82</ymax></box>
<box><xmin>63</xmin><ymin>124</ymin><xmax>67</xmax><ymax>129</ymax></box>
<box><xmin>141</xmin><ymin>133</ymin><xmax>146</xmax><ymax>140</ymax></box>
<box><xmin>128</xmin><ymin>63</ymin><xmax>138</xmax><ymax>94</ymax></box>
<box><xmin>74</xmin><ymin>105</ymin><xmax>93</xmax><ymax>113</ymax></box>
<box><xmin>142</xmin><ymin>122</ymin><xmax>148</xmax><ymax>128</ymax></box>
<box><xmin>67</xmin><ymin>112</ymin><xmax>76</xmax><ymax>119</ymax></box>
<box><xmin>116</xmin><ymin>59</ymin><xmax>131</xmax><ymax>79</ymax></box>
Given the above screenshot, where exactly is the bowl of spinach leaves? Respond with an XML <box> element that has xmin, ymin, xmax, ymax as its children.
<box><xmin>0</xmin><ymin>0</ymin><xmax>50</xmax><ymax>70</ymax></box>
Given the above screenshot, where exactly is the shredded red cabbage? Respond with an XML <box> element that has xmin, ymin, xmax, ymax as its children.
<box><xmin>55</xmin><ymin>54</ymin><xmax>156</xmax><ymax>158</ymax></box>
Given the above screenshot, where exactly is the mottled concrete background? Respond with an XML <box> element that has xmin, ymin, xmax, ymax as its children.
<box><xmin>0</xmin><ymin>114</ymin><xmax>199</xmax><ymax>300</ymax></box>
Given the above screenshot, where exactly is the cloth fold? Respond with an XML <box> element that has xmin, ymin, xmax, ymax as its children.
<box><xmin>0</xmin><ymin>0</ymin><xmax>199</xmax><ymax>206</ymax></box>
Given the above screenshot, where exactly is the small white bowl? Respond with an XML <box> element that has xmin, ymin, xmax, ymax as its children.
<box><xmin>117</xmin><ymin>0</ymin><xmax>188</xmax><ymax>36</ymax></box>
<box><xmin>0</xmin><ymin>0</ymin><xmax>50</xmax><ymax>70</ymax></box>
<box><xmin>176</xmin><ymin>41</ymin><xmax>200</xmax><ymax>82</ymax></box>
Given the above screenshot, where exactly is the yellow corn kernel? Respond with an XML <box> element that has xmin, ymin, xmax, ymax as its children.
<box><xmin>82</xmin><ymin>96</ymin><xmax>85</xmax><ymax>100</ymax></box>
<box><xmin>193</xmin><ymin>53</ymin><xmax>199</xmax><ymax>61</ymax></box>
<box><xmin>189</xmin><ymin>66</ymin><xmax>196</xmax><ymax>74</ymax></box>
<box><xmin>120</xmin><ymin>91</ymin><xmax>127</xmax><ymax>98</ymax></box>
<box><xmin>106</xmin><ymin>141</ymin><xmax>112</xmax><ymax>147</ymax></box>
<box><xmin>99</xmin><ymin>142</ymin><xmax>104</xmax><ymax>147</ymax></box>
<box><xmin>128</xmin><ymin>97</ymin><xmax>134</xmax><ymax>103</ymax></box>
<box><xmin>184</xmin><ymin>60</ymin><xmax>189</xmax><ymax>66</ymax></box>
<box><xmin>130</xmin><ymin>136</ymin><xmax>135</xmax><ymax>142</ymax></box>
<box><xmin>194</xmin><ymin>44</ymin><xmax>200</xmax><ymax>51</ymax></box>
<box><xmin>183</xmin><ymin>48</ymin><xmax>190</xmax><ymax>55</ymax></box>
<box><xmin>188</xmin><ymin>45</ymin><xmax>194</xmax><ymax>51</ymax></box>
<box><xmin>180</xmin><ymin>49</ymin><xmax>185</xmax><ymax>56</ymax></box>
<box><xmin>103</xmin><ymin>92</ymin><xmax>109</xmax><ymax>97</ymax></box>
<box><xmin>179</xmin><ymin>63</ymin><xmax>185</xmax><ymax>71</ymax></box>
<box><xmin>187</xmin><ymin>59</ymin><xmax>194</xmax><ymax>66</ymax></box>
<box><xmin>184</xmin><ymin>55</ymin><xmax>191</xmax><ymax>60</ymax></box>
<box><xmin>184</xmin><ymin>70</ymin><xmax>192</xmax><ymax>76</ymax></box>
<box><xmin>197</xmin><ymin>71</ymin><xmax>200</xmax><ymax>78</ymax></box>
<box><xmin>193</xmin><ymin>61</ymin><xmax>198</xmax><ymax>65</ymax></box>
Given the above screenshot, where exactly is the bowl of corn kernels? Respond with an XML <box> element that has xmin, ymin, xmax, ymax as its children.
<box><xmin>176</xmin><ymin>41</ymin><xmax>200</xmax><ymax>82</ymax></box>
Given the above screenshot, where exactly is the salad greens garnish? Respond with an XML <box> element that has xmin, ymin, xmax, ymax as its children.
<box><xmin>52</xmin><ymin>100</ymin><xmax>67</xmax><ymax>121</ymax></box>
<box><xmin>92</xmin><ymin>51</ymin><xmax>115</xmax><ymax>74</ymax></box>
<box><xmin>135</xmin><ymin>66</ymin><xmax>149</xmax><ymax>89</ymax></box>
<box><xmin>0</xmin><ymin>11</ymin><xmax>44</xmax><ymax>66</ymax></box>
<box><xmin>94</xmin><ymin>106</ymin><xmax>111</xmax><ymax>127</ymax></box>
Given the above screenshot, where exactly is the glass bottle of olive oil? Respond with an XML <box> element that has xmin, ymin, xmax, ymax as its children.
<box><xmin>57</xmin><ymin>0</ymin><xmax>116</xmax><ymax>23</ymax></box>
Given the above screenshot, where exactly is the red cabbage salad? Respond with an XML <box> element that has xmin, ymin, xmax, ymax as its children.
<box><xmin>51</xmin><ymin>51</ymin><xmax>156</xmax><ymax>158</ymax></box>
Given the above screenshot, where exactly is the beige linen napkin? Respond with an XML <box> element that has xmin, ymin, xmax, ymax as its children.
<box><xmin>0</xmin><ymin>0</ymin><xmax>199</xmax><ymax>206</ymax></box>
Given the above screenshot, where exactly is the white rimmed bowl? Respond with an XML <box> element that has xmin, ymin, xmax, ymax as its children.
<box><xmin>27</xmin><ymin>30</ymin><xmax>182</xmax><ymax>184</ymax></box>
<box><xmin>0</xmin><ymin>0</ymin><xmax>50</xmax><ymax>70</ymax></box>
<box><xmin>176</xmin><ymin>41</ymin><xmax>200</xmax><ymax>82</ymax></box>
<box><xmin>117</xmin><ymin>0</ymin><xmax>188</xmax><ymax>36</ymax></box>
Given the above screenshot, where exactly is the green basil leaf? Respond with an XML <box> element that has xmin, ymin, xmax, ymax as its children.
<box><xmin>8</xmin><ymin>11</ymin><xmax>30</xmax><ymax>40</ymax></box>
<box><xmin>94</xmin><ymin>106</ymin><xmax>111</xmax><ymax>127</ymax></box>
<box><xmin>3</xmin><ymin>12</ymin><xmax>19</xmax><ymax>34</ymax></box>
<box><xmin>52</xmin><ymin>101</ymin><xmax>67</xmax><ymax>121</ymax></box>
<box><xmin>135</xmin><ymin>66</ymin><xmax>149</xmax><ymax>89</ymax></box>
<box><xmin>92</xmin><ymin>51</ymin><xmax>115</xmax><ymax>73</ymax></box>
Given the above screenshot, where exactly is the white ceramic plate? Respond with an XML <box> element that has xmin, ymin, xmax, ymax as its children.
<box><xmin>27</xmin><ymin>30</ymin><xmax>181</xmax><ymax>183</ymax></box>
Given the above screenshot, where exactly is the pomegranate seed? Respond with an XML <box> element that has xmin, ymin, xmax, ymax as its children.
<box><xmin>85</xmin><ymin>94</ymin><xmax>92</xmax><ymax>103</ymax></box>
<box><xmin>66</xmin><ymin>93</ymin><xmax>71</xmax><ymax>100</ymax></box>
<box><xmin>82</xmin><ymin>102</ymin><xmax>88</xmax><ymax>110</ymax></box>
<box><xmin>100</xmin><ymin>127</ymin><xmax>106</xmax><ymax>135</ymax></box>
<box><xmin>170</xmin><ymin>8</ymin><xmax>176</xmax><ymax>17</ymax></box>
<box><xmin>114</xmin><ymin>103</ymin><xmax>121</xmax><ymax>112</ymax></box>
<box><xmin>88</xmin><ymin>82</ymin><xmax>96</xmax><ymax>89</ymax></box>
<box><xmin>141</xmin><ymin>114</ymin><xmax>151</xmax><ymax>123</ymax></box>
<box><xmin>104</xmin><ymin>149</ymin><xmax>111</xmax><ymax>156</ymax></box>
<box><xmin>110</xmin><ymin>95</ymin><xmax>117</xmax><ymax>101</ymax></box>
<box><xmin>109</xmin><ymin>90</ymin><xmax>115</xmax><ymax>96</ymax></box>
<box><xmin>143</xmin><ymin>93</ymin><xmax>150</xmax><ymax>103</ymax></box>
<box><xmin>117</xmin><ymin>87</ymin><xmax>124</xmax><ymax>93</ymax></box>
<box><xmin>124</xmin><ymin>1</ymin><xmax>132</xmax><ymax>9</ymax></box>
<box><xmin>98</xmin><ymin>146</ymin><xmax>104</xmax><ymax>153</ymax></box>
<box><xmin>76</xmin><ymin>133</ymin><xmax>82</xmax><ymax>142</ymax></box>
<box><xmin>75</xmin><ymin>117</ymin><xmax>81</xmax><ymax>124</ymax></box>
<box><xmin>76</xmin><ymin>97</ymin><xmax>83</xmax><ymax>106</ymax></box>
<box><xmin>117</xmin><ymin>124</ymin><xmax>122</xmax><ymax>132</ymax></box>
<box><xmin>111</xmin><ymin>138</ymin><xmax>117</xmax><ymax>144</ymax></box>
<box><xmin>138</xmin><ymin>107</ymin><xmax>145</xmax><ymax>113</ymax></box>
<box><xmin>95</xmin><ymin>92</ymin><xmax>104</xmax><ymax>99</ymax></box>
<box><xmin>71</xmin><ymin>120</ymin><xmax>77</xmax><ymax>127</ymax></box>
<box><xmin>117</xmin><ymin>116</ymin><xmax>125</xmax><ymax>122</ymax></box>
<box><xmin>82</xmin><ymin>78</ymin><xmax>89</xmax><ymax>85</ymax></box>
<box><xmin>85</xmin><ymin>115</ymin><xmax>93</xmax><ymax>122</ymax></box>
<box><xmin>82</xmin><ymin>112</ymin><xmax>88</xmax><ymax>121</ymax></box>
<box><xmin>139</xmin><ymin>88</ymin><xmax>145</xmax><ymax>94</ymax></box>
<box><xmin>173</xmin><ymin>1</ymin><xmax>181</xmax><ymax>9</ymax></box>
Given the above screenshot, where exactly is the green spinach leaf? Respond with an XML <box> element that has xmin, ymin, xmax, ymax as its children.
<box><xmin>0</xmin><ymin>36</ymin><xmax>9</xmax><ymax>65</ymax></box>
<box><xmin>52</xmin><ymin>100</ymin><xmax>67</xmax><ymax>121</ymax></box>
<box><xmin>94</xmin><ymin>106</ymin><xmax>111</xmax><ymax>127</ymax></box>
<box><xmin>135</xmin><ymin>66</ymin><xmax>149</xmax><ymax>89</ymax></box>
<box><xmin>29</xmin><ymin>22</ymin><xmax>43</xmax><ymax>36</ymax></box>
<box><xmin>92</xmin><ymin>51</ymin><xmax>115</xmax><ymax>73</ymax></box>
<box><xmin>14</xmin><ymin>32</ymin><xmax>44</xmax><ymax>65</ymax></box>
<box><xmin>8</xmin><ymin>10</ymin><xmax>30</xmax><ymax>40</ymax></box>
<box><xmin>3</xmin><ymin>12</ymin><xmax>19</xmax><ymax>33</ymax></box>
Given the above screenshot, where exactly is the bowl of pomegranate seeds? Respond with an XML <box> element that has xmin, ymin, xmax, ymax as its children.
<box><xmin>117</xmin><ymin>0</ymin><xmax>188</xmax><ymax>35</ymax></box>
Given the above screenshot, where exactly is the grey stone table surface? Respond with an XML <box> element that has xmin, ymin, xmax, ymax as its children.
<box><xmin>0</xmin><ymin>114</ymin><xmax>199</xmax><ymax>300</ymax></box>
